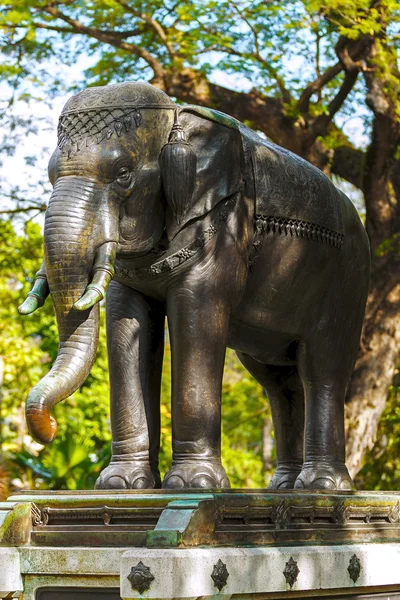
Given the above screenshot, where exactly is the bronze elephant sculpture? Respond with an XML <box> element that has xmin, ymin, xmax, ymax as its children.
<box><xmin>19</xmin><ymin>81</ymin><xmax>370</xmax><ymax>490</ymax></box>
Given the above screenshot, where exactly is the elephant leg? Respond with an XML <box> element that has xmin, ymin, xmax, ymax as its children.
<box><xmin>237</xmin><ymin>354</ymin><xmax>304</xmax><ymax>489</ymax></box>
<box><xmin>294</xmin><ymin>340</ymin><xmax>354</xmax><ymax>490</ymax></box>
<box><xmin>95</xmin><ymin>281</ymin><xmax>164</xmax><ymax>490</ymax></box>
<box><xmin>162</xmin><ymin>288</ymin><xmax>231</xmax><ymax>490</ymax></box>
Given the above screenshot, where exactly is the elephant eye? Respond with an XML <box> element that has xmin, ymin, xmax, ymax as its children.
<box><xmin>116</xmin><ymin>166</ymin><xmax>131</xmax><ymax>183</ymax></box>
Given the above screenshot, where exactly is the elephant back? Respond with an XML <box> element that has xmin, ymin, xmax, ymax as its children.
<box><xmin>177</xmin><ymin>105</ymin><xmax>344</xmax><ymax>236</ymax></box>
<box><xmin>239</xmin><ymin>124</ymin><xmax>344</xmax><ymax>235</ymax></box>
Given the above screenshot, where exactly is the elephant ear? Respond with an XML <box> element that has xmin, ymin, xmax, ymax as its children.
<box><xmin>160</xmin><ymin>106</ymin><xmax>244</xmax><ymax>240</ymax></box>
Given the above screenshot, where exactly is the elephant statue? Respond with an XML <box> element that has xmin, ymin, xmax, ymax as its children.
<box><xmin>19</xmin><ymin>81</ymin><xmax>370</xmax><ymax>491</ymax></box>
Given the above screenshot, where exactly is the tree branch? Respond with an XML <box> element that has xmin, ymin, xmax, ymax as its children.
<box><xmin>362</xmin><ymin>40</ymin><xmax>400</xmax><ymax>251</ymax></box>
<box><xmin>230</xmin><ymin>3</ymin><xmax>291</xmax><ymax>103</ymax></box>
<box><xmin>298</xmin><ymin>35</ymin><xmax>373</xmax><ymax>114</ymax></box>
<box><xmin>298</xmin><ymin>62</ymin><xmax>342</xmax><ymax>113</ymax></box>
<box><xmin>165</xmin><ymin>68</ymin><xmax>303</xmax><ymax>153</ymax></box>
<box><xmin>113</xmin><ymin>0</ymin><xmax>176</xmax><ymax>59</ymax></box>
<box><xmin>40</xmin><ymin>4</ymin><xmax>166</xmax><ymax>82</ymax></box>
<box><xmin>219</xmin><ymin>46</ymin><xmax>291</xmax><ymax>103</ymax></box>
<box><xmin>331</xmin><ymin>145</ymin><xmax>365</xmax><ymax>189</ymax></box>
<box><xmin>0</xmin><ymin>204</ymin><xmax>46</xmax><ymax>215</ymax></box>
<box><xmin>5</xmin><ymin>21</ymin><xmax>142</xmax><ymax>37</ymax></box>
<box><xmin>307</xmin><ymin>68</ymin><xmax>359</xmax><ymax>142</ymax></box>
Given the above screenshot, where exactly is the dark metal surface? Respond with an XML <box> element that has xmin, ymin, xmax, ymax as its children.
<box><xmin>19</xmin><ymin>81</ymin><xmax>370</xmax><ymax>491</ymax></box>
<box><xmin>330</xmin><ymin>595</ymin><xmax>400</xmax><ymax>600</ymax></box>
<box><xmin>36</xmin><ymin>590</ymin><xmax>120</xmax><ymax>600</ymax></box>
<box><xmin>283</xmin><ymin>557</ymin><xmax>300</xmax><ymax>588</ymax></box>
<box><xmin>127</xmin><ymin>561</ymin><xmax>155</xmax><ymax>594</ymax></box>
<box><xmin>348</xmin><ymin>554</ymin><xmax>361</xmax><ymax>583</ymax></box>
<box><xmin>211</xmin><ymin>559</ymin><xmax>229</xmax><ymax>591</ymax></box>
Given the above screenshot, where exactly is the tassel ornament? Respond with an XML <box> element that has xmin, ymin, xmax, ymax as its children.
<box><xmin>160</xmin><ymin>110</ymin><xmax>197</xmax><ymax>225</ymax></box>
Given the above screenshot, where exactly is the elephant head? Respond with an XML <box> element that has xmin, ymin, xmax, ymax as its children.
<box><xmin>20</xmin><ymin>81</ymin><xmax>244</xmax><ymax>445</ymax></box>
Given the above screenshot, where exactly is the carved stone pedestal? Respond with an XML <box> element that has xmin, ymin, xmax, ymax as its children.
<box><xmin>2</xmin><ymin>490</ymin><xmax>400</xmax><ymax>599</ymax></box>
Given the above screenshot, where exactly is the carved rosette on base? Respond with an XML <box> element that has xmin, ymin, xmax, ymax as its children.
<box><xmin>283</xmin><ymin>557</ymin><xmax>300</xmax><ymax>588</ymax></box>
<box><xmin>128</xmin><ymin>561</ymin><xmax>155</xmax><ymax>594</ymax></box>
<box><xmin>211</xmin><ymin>559</ymin><xmax>229</xmax><ymax>591</ymax></box>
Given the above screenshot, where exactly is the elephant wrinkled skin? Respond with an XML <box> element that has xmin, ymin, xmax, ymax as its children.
<box><xmin>20</xmin><ymin>82</ymin><xmax>370</xmax><ymax>491</ymax></box>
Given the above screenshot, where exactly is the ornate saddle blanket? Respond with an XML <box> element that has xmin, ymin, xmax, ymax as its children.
<box><xmin>239</xmin><ymin>123</ymin><xmax>344</xmax><ymax>236</ymax></box>
<box><xmin>181</xmin><ymin>106</ymin><xmax>344</xmax><ymax>238</ymax></box>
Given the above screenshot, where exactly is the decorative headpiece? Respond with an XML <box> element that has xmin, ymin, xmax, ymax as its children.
<box><xmin>57</xmin><ymin>82</ymin><xmax>176</xmax><ymax>155</ymax></box>
<box><xmin>57</xmin><ymin>82</ymin><xmax>197</xmax><ymax>231</ymax></box>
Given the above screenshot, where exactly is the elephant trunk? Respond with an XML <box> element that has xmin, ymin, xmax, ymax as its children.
<box><xmin>26</xmin><ymin>177</ymin><xmax>116</xmax><ymax>444</ymax></box>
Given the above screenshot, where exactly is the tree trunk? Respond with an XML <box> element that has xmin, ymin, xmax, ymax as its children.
<box><xmin>345</xmin><ymin>283</ymin><xmax>400</xmax><ymax>477</ymax></box>
<box><xmin>262</xmin><ymin>416</ymin><xmax>274</xmax><ymax>477</ymax></box>
<box><xmin>345</xmin><ymin>32</ymin><xmax>400</xmax><ymax>477</ymax></box>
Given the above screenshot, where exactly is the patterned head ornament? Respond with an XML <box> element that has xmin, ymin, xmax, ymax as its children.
<box><xmin>57</xmin><ymin>81</ymin><xmax>196</xmax><ymax>230</ymax></box>
<box><xmin>57</xmin><ymin>81</ymin><xmax>176</xmax><ymax>155</ymax></box>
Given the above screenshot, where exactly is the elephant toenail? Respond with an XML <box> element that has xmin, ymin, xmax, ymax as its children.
<box><xmin>340</xmin><ymin>479</ymin><xmax>353</xmax><ymax>490</ymax></box>
<box><xmin>310</xmin><ymin>477</ymin><xmax>335</xmax><ymax>490</ymax></box>
<box><xmin>277</xmin><ymin>479</ymin><xmax>295</xmax><ymax>489</ymax></box>
<box><xmin>163</xmin><ymin>475</ymin><xmax>185</xmax><ymax>489</ymax></box>
<box><xmin>221</xmin><ymin>477</ymin><xmax>231</xmax><ymax>488</ymax></box>
<box><xmin>191</xmin><ymin>475</ymin><xmax>214</xmax><ymax>489</ymax></box>
<box><xmin>294</xmin><ymin>478</ymin><xmax>305</xmax><ymax>488</ymax></box>
<box><xmin>132</xmin><ymin>477</ymin><xmax>151</xmax><ymax>489</ymax></box>
<box><xmin>107</xmin><ymin>475</ymin><xmax>129</xmax><ymax>489</ymax></box>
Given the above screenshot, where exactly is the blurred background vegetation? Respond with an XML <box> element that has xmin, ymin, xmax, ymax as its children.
<box><xmin>0</xmin><ymin>0</ymin><xmax>399</xmax><ymax>495</ymax></box>
<box><xmin>0</xmin><ymin>220</ymin><xmax>270</xmax><ymax>493</ymax></box>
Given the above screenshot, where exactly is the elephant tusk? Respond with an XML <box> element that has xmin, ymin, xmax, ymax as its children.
<box><xmin>18</xmin><ymin>261</ymin><xmax>49</xmax><ymax>315</ymax></box>
<box><xmin>73</xmin><ymin>241</ymin><xmax>117</xmax><ymax>311</ymax></box>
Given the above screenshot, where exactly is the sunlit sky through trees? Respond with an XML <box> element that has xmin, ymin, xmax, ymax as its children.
<box><xmin>0</xmin><ymin>41</ymin><xmax>369</xmax><ymax>223</ymax></box>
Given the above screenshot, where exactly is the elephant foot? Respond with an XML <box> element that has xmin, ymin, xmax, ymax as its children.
<box><xmin>268</xmin><ymin>463</ymin><xmax>302</xmax><ymax>490</ymax></box>
<box><xmin>294</xmin><ymin>461</ymin><xmax>355</xmax><ymax>491</ymax></box>
<box><xmin>162</xmin><ymin>460</ymin><xmax>231</xmax><ymax>489</ymax></box>
<box><xmin>95</xmin><ymin>460</ymin><xmax>157</xmax><ymax>490</ymax></box>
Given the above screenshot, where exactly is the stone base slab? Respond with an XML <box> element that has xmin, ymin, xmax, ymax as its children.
<box><xmin>0</xmin><ymin>548</ymin><xmax>23</xmax><ymax>598</ymax></box>
<box><xmin>120</xmin><ymin>544</ymin><xmax>400</xmax><ymax>599</ymax></box>
<box><xmin>0</xmin><ymin>543</ymin><xmax>397</xmax><ymax>599</ymax></box>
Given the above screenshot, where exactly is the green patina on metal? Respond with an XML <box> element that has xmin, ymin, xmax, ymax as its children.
<box><xmin>147</xmin><ymin>497</ymin><xmax>213</xmax><ymax>548</ymax></box>
<box><xmin>7</xmin><ymin>490</ymin><xmax>210</xmax><ymax>508</ymax></box>
<box><xmin>180</xmin><ymin>105</ymin><xmax>242</xmax><ymax>132</ymax></box>
<box><xmin>0</xmin><ymin>501</ymin><xmax>32</xmax><ymax>546</ymax></box>
<box><xmin>5</xmin><ymin>490</ymin><xmax>400</xmax><ymax>549</ymax></box>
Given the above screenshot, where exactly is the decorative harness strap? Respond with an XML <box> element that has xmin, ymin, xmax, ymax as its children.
<box><xmin>255</xmin><ymin>215</ymin><xmax>344</xmax><ymax>248</ymax></box>
<box><xmin>115</xmin><ymin>194</ymin><xmax>238</xmax><ymax>282</ymax></box>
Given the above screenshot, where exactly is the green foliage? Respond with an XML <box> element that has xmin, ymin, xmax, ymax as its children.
<box><xmin>0</xmin><ymin>221</ymin><xmax>272</xmax><ymax>490</ymax></box>
<box><xmin>1</xmin><ymin>0</ymin><xmax>399</xmax><ymax>156</ymax></box>
<box><xmin>0</xmin><ymin>220</ymin><xmax>54</xmax><ymax>444</ymax></box>
<box><xmin>0</xmin><ymin>221</ymin><xmax>112</xmax><ymax>490</ymax></box>
<box><xmin>1</xmin><ymin>0</ymin><xmax>400</xmax><ymax>226</ymax></box>
<box><xmin>355</xmin><ymin>376</ymin><xmax>400</xmax><ymax>490</ymax></box>
<box><xmin>375</xmin><ymin>232</ymin><xmax>400</xmax><ymax>257</ymax></box>
<box><xmin>1</xmin><ymin>0</ymin><xmax>399</xmax><ymax>491</ymax></box>
<box><xmin>222</xmin><ymin>351</ymin><xmax>272</xmax><ymax>488</ymax></box>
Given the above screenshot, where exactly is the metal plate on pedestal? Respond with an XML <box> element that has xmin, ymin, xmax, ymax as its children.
<box><xmin>7</xmin><ymin>490</ymin><xmax>400</xmax><ymax>548</ymax></box>
<box><xmin>331</xmin><ymin>594</ymin><xmax>400</xmax><ymax>599</ymax></box>
<box><xmin>36</xmin><ymin>589</ymin><xmax>121</xmax><ymax>600</ymax></box>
